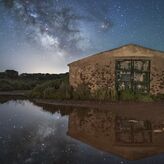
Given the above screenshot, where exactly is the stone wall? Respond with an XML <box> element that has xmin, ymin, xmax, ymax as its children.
<box><xmin>69</xmin><ymin>57</ymin><xmax>115</xmax><ymax>91</ymax></box>
<box><xmin>150</xmin><ymin>55</ymin><xmax>164</xmax><ymax>95</ymax></box>
<box><xmin>68</xmin><ymin>45</ymin><xmax>164</xmax><ymax>95</ymax></box>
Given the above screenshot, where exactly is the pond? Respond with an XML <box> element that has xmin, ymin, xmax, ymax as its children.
<box><xmin>0</xmin><ymin>99</ymin><xmax>164</xmax><ymax>164</ymax></box>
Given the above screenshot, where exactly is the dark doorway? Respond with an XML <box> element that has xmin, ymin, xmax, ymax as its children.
<box><xmin>115</xmin><ymin>59</ymin><xmax>150</xmax><ymax>93</ymax></box>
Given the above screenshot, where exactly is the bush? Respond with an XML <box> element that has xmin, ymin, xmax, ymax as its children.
<box><xmin>135</xmin><ymin>93</ymin><xmax>153</xmax><ymax>102</ymax></box>
<box><xmin>0</xmin><ymin>72</ymin><xmax>69</xmax><ymax>91</ymax></box>
<box><xmin>30</xmin><ymin>77</ymin><xmax>71</xmax><ymax>100</ymax></box>
<box><xmin>72</xmin><ymin>84</ymin><xmax>91</xmax><ymax>100</ymax></box>
<box><xmin>13</xmin><ymin>81</ymin><xmax>31</xmax><ymax>90</ymax></box>
<box><xmin>152</xmin><ymin>94</ymin><xmax>164</xmax><ymax>101</ymax></box>
<box><xmin>30</xmin><ymin>81</ymin><xmax>56</xmax><ymax>98</ymax></box>
<box><xmin>119</xmin><ymin>90</ymin><xmax>135</xmax><ymax>101</ymax></box>
<box><xmin>0</xmin><ymin>79</ymin><xmax>38</xmax><ymax>91</ymax></box>
<box><xmin>119</xmin><ymin>90</ymin><xmax>153</xmax><ymax>102</ymax></box>
<box><xmin>71</xmin><ymin>86</ymin><xmax>118</xmax><ymax>101</ymax></box>
<box><xmin>92</xmin><ymin>88</ymin><xmax>117</xmax><ymax>101</ymax></box>
<box><xmin>0</xmin><ymin>80</ymin><xmax>14</xmax><ymax>91</ymax></box>
<box><xmin>43</xmin><ymin>87</ymin><xmax>57</xmax><ymax>99</ymax></box>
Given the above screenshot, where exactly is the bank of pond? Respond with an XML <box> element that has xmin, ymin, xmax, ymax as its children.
<box><xmin>0</xmin><ymin>98</ymin><xmax>164</xmax><ymax>163</ymax></box>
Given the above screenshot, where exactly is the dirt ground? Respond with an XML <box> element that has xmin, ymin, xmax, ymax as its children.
<box><xmin>34</xmin><ymin>99</ymin><xmax>164</xmax><ymax>121</ymax></box>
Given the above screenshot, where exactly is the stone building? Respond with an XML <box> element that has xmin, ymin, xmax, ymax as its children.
<box><xmin>68</xmin><ymin>44</ymin><xmax>164</xmax><ymax>95</ymax></box>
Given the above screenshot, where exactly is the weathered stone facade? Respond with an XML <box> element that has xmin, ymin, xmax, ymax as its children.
<box><xmin>68</xmin><ymin>44</ymin><xmax>164</xmax><ymax>95</ymax></box>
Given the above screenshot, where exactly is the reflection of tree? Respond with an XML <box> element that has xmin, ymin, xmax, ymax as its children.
<box><xmin>34</xmin><ymin>102</ymin><xmax>73</xmax><ymax>116</ymax></box>
<box><xmin>0</xmin><ymin>96</ymin><xmax>26</xmax><ymax>104</ymax></box>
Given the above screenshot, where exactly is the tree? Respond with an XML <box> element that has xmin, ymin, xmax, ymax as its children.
<box><xmin>5</xmin><ymin>70</ymin><xmax>18</xmax><ymax>79</ymax></box>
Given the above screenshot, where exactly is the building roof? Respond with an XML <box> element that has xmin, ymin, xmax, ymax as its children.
<box><xmin>68</xmin><ymin>44</ymin><xmax>164</xmax><ymax>66</ymax></box>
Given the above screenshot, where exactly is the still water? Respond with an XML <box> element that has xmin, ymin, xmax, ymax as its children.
<box><xmin>0</xmin><ymin>99</ymin><xmax>164</xmax><ymax>164</ymax></box>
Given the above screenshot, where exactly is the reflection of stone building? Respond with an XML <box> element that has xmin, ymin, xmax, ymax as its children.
<box><xmin>68</xmin><ymin>44</ymin><xmax>164</xmax><ymax>95</ymax></box>
<box><xmin>68</xmin><ymin>108</ymin><xmax>164</xmax><ymax>160</ymax></box>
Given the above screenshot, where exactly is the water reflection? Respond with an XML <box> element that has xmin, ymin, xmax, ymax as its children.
<box><xmin>0</xmin><ymin>99</ymin><xmax>164</xmax><ymax>164</ymax></box>
<box><xmin>115</xmin><ymin>117</ymin><xmax>153</xmax><ymax>144</ymax></box>
<box><xmin>68</xmin><ymin>108</ymin><xmax>164</xmax><ymax>160</ymax></box>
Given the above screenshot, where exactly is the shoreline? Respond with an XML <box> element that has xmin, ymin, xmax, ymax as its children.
<box><xmin>34</xmin><ymin>98</ymin><xmax>164</xmax><ymax>109</ymax></box>
<box><xmin>34</xmin><ymin>99</ymin><xmax>164</xmax><ymax>122</ymax></box>
<box><xmin>0</xmin><ymin>90</ymin><xmax>28</xmax><ymax>96</ymax></box>
<box><xmin>0</xmin><ymin>90</ymin><xmax>164</xmax><ymax>109</ymax></box>
<box><xmin>0</xmin><ymin>91</ymin><xmax>164</xmax><ymax>121</ymax></box>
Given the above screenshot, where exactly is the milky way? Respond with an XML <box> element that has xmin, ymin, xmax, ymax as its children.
<box><xmin>0</xmin><ymin>0</ymin><xmax>164</xmax><ymax>73</ymax></box>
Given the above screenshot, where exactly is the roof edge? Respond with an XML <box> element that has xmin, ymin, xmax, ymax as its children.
<box><xmin>68</xmin><ymin>44</ymin><xmax>164</xmax><ymax>66</ymax></box>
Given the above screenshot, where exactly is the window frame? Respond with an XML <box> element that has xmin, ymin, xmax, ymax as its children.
<box><xmin>115</xmin><ymin>59</ymin><xmax>151</xmax><ymax>94</ymax></box>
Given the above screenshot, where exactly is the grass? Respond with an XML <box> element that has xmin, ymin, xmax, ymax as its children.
<box><xmin>119</xmin><ymin>90</ymin><xmax>154</xmax><ymax>102</ymax></box>
<box><xmin>0</xmin><ymin>71</ymin><xmax>69</xmax><ymax>92</ymax></box>
<box><xmin>0</xmin><ymin>77</ymin><xmax>160</xmax><ymax>102</ymax></box>
<box><xmin>0</xmin><ymin>79</ymin><xmax>35</xmax><ymax>91</ymax></box>
<box><xmin>91</xmin><ymin>87</ymin><xmax>117</xmax><ymax>101</ymax></box>
<box><xmin>29</xmin><ymin>77</ymin><xmax>72</xmax><ymax>99</ymax></box>
<box><xmin>72</xmin><ymin>84</ymin><xmax>91</xmax><ymax>100</ymax></box>
<box><xmin>135</xmin><ymin>93</ymin><xmax>154</xmax><ymax>102</ymax></box>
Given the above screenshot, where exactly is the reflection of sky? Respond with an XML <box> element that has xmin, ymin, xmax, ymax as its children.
<box><xmin>0</xmin><ymin>100</ymin><xmax>164</xmax><ymax>164</ymax></box>
<box><xmin>0</xmin><ymin>100</ymin><xmax>121</xmax><ymax>164</ymax></box>
<box><xmin>0</xmin><ymin>0</ymin><xmax>164</xmax><ymax>73</ymax></box>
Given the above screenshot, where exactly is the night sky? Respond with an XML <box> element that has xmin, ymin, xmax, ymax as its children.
<box><xmin>0</xmin><ymin>0</ymin><xmax>164</xmax><ymax>73</ymax></box>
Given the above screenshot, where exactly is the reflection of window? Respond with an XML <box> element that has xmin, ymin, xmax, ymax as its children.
<box><xmin>115</xmin><ymin>116</ymin><xmax>153</xmax><ymax>144</ymax></box>
<box><xmin>116</xmin><ymin>59</ymin><xmax>150</xmax><ymax>93</ymax></box>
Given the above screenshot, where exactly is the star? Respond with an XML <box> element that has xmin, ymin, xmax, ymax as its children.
<box><xmin>0</xmin><ymin>0</ymin><xmax>164</xmax><ymax>73</ymax></box>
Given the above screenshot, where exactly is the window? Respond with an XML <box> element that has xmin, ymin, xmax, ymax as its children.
<box><xmin>115</xmin><ymin>59</ymin><xmax>150</xmax><ymax>93</ymax></box>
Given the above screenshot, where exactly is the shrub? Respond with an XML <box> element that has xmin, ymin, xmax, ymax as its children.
<box><xmin>135</xmin><ymin>93</ymin><xmax>153</xmax><ymax>102</ymax></box>
<box><xmin>30</xmin><ymin>84</ymin><xmax>45</xmax><ymax>98</ymax></box>
<box><xmin>119</xmin><ymin>90</ymin><xmax>153</xmax><ymax>102</ymax></box>
<box><xmin>0</xmin><ymin>80</ymin><xmax>14</xmax><ymax>91</ymax></box>
<box><xmin>110</xmin><ymin>89</ymin><xmax>118</xmax><ymax>101</ymax></box>
<box><xmin>152</xmin><ymin>94</ymin><xmax>164</xmax><ymax>101</ymax></box>
<box><xmin>43</xmin><ymin>87</ymin><xmax>57</xmax><ymax>99</ymax></box>
<box><xmin>119</xmin><ymin>90</ymin><xmax>135</xmax><ymax>101</ymax></box>
<box><xmin>72</xmin><ymin>84</ymin><xmax>91</xmax><ymax>100</ymax></box>
<box><xmin>92</xmin><ymin>88</ymin><xmax>117</xmax><ymax>101</ymax></box>
<box><xmin>30</xmin><ymin>78</ymin><xmax>71</xmax><ymax>100</ymax></box>
<box><xmin>0</xmin><ymin>79</ymin><xmax>39</xmax><ymax>91</ymax></box>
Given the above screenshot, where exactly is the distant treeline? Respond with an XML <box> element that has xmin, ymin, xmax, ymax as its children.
<box><xmin>0</xmin><ymin>70</ymin><xmax>19</xmax><ymax>79</ymax></box>
<box><xmin>0</xmin><ymin>70</ymin><xmax>68</xmax><ymax>80</ymax></box>
<box><xmin>0</xmin><ymin>70</ymin><xmax>69</xmax><ymax>91</ymax></box>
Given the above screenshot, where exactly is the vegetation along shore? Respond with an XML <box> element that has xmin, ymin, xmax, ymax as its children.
<box><xmin>0</xmin><ymin>69</ymin><xmax>164</xmax><ymax>103</ymax></box>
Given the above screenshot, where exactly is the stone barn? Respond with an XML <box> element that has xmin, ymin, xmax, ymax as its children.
<box><xmin>68</xmin><ymin>44</ymin><xmax>164</xmax><ymax>95</ymax></box>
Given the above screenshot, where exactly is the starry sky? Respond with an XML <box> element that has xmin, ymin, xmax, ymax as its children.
<box><xmin>0</xmin><ymin>0</ymin><xmax>164</xmax><ymax>73</ymax></box>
